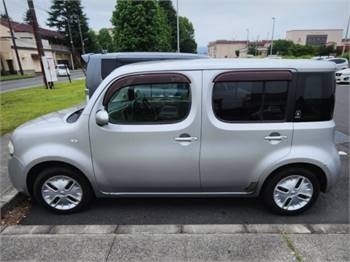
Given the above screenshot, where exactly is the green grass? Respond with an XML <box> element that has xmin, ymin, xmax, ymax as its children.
<box><xmin>0</xmin><ymin>80</ymin><xmax>85</xmax><ymax>135</ymax></box>
<box><xmin>0</xmin><ymin>74</ymin><xmax>35</xmax><ymax>81</ymax></box>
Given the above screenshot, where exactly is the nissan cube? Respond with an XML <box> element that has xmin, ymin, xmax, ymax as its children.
<box><xmin>8</xmin><ymin>58</ymin><xmax>341</xmax><ymax>215</ymax></box>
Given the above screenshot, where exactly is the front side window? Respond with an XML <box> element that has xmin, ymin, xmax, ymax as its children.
<box><xmin>213</xmin><ymin>80</ymin><xmax>289</xmax><ymax>122</ymax></box>
<box><xmin>296</xmin><ymin>72</ymin><xmax>335</xmax><ymax>121</ymax></box>
<box><xmin>107</xmin><ymin>83</ymin><xmax>191</xmax><ymax>124</ymax></box>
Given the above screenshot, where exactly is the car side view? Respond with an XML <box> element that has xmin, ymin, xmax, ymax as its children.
<box><xmin>8</xmin><ymin>58</ymin><xmax>342</xmax><ymax>215</ymax></box>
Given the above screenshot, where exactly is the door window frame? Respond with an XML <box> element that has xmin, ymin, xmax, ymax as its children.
<box><xmin>102</xmin><ymin>72</ymin><xmax>193</xmax><ymax>125</ymax></box>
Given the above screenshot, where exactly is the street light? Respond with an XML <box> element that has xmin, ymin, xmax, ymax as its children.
<box><xmin>270</xmin><ymin>17</ymin><xmax>276</xmax><ymax>55</ymax></box>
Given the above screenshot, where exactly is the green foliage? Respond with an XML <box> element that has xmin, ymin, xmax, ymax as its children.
<box><xmin>315</xmin><ymin>45</ymin><xmax>336</xmax><ymax>56</ymax></box>
<box><xmin>86</xmin><ymin>30</ymin><xmax>101</xmax><ymax>53</ymax></box>
<box><xmin>179</xmin><ymin>16</ymin><xmax>196</xmax><ymax>53</ymax></box>
<box><xmin>111</xmin><ymin>0</ymin><xmax>169</xmax><ymax>51</ymax></box>
<box><xmin>235</xmin><ymin>50</ymin><xmax>240</xmax><ymax>57</ymax></box>
<box><xmin>341</xmin><ymin>51</ymin><xmax>350</xmax><ymax>59</ymax></box>
<box><xmin>159</xmin><ymin>0</ymin><xmax>177</xmax><ymax>51</ymax></box>
<box><xmin>98</xmin><ymin>28</ymin><xmax>114</xmax><ymax>52</ymax></box>
<box><xmin>47</xmin><ymin>0</ymin><xmax>97</xmax><ymax>54</ymax></box>
<box><xmin>111</xmin><ymin>0</ymin><xmax>197</xmax><ymax>52</ymax></box>
<box><xmin>23</xmin><ymin>9</ymin><xmax>33</xmax><ymax>24</ymax></box>
<box><xmin>288</xmin><ymin>44</ymin><xmax>315</xmax><ymax>57</ymax></box>
<box><xmin>270</xmin><ymin>40</ymin><xmax>294</xmax><ymax>55</ymax></box>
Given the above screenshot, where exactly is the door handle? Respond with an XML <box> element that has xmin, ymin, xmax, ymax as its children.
<box><xmin>175</xmin><ymin>136</ymin><xmax>198</xmax><ymax>142</ymax></box>
<box><xmin>264</xmin><ymin>135</ymin><xmax>287</xmax><ymax>141</ymax></box>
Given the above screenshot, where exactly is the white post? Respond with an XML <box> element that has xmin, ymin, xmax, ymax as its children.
<box><xmin>270</xmin><ymin>17</ymin><xmax>276</xmax><ymax>55</ymax></box>
<box><xmin>176</xmin><ymin>0</ymin><xmax>180</xmax><ymax>53</ymax></box>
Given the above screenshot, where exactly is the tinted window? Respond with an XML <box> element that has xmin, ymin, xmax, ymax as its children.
<box><xmin>213</xmin><ymin>81</ymin><xmax>289</xmax><ymax>122</ymax></box>
<box><xmin>296</xmin><ymin>73</ymin><xmax>335</xmax><ymax>121</ymax></box>
<box><xmin>329</xmin><ymin>59</ymin><xmax>345</xmax><ymax>64</ymax></box>
<box><xmin>107</xmin><ymin>83</ymin><xmax>191</xmax><ymax>124</ymax></box>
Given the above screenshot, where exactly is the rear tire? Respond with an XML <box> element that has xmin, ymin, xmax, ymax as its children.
<box><xmin>33</xmin><ymin>166</ymin><xmax>93</xmax><ymax>214</ymax></box>
<box><xmin>262</xmin><ymin>167</ymin><xmax>320</xmax><ymax>215</ymax></box>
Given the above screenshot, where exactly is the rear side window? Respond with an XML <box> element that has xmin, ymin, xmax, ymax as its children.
<box><xmin>329</xmin><ymin>59</ymin><xmax>345</xmax><ymax>64</ymax></box>
<box><xmin>295</xmin><ymin>72</ymin><xmax>335</xmax><ymax>121</ymax></box>
<box><xmin>213</xmin><ymin>80</ymin><xmax>289</xmax><ymax>122</ymax></box>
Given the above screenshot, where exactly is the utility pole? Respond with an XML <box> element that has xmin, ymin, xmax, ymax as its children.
<box><xmin>67</xmin><ymin>19</ymin><xmax>75</xmax><ymax>70</ymax></box>
<box><xmin>27</xmin><ymin>0</ymin><xmax>48</xmax><ymax>88</ymax></box>
<box><xmin>270</xmin><ymin>17</ymin><xmax>276</xmax><ymax>55</ymax></box>
<box><xmin>75</xmin><ymin>15</ymin><xmax>85</xmax><ymax>54</ymax></box>
<box><xmin>342</xmin><ymin>15</ymin><xmax>350</xmax><ymax>56</ymax></box>
<box><xmin>2</xmin><ymin>0</ymin><xmax>23</xmax><ymax>75</ymax></box>
<box><xmin>176</xmin><ymin>0</ymin><xmax>180</xmax><ymax>52</ymax></box>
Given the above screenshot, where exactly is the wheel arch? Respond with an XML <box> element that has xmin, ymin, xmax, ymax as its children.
<box><xmin>259</xmin><ymin>162</ymin><xmax>328</xmax><ymax>195</ymax></box>
<box><xmin>26</xmin><ymin>161</ymin><xmax>95</xmax><ymax>196</ymax></box>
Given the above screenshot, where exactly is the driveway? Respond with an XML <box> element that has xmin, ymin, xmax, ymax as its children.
<box><xmin>19</xmin><ymin>84</ymin><xmax>350</xmax><ymax>225</ymax></box>
<box><xmin>0</xmin><ymin>70</ymin><xmax>85</xmax><ymax>93</ymax></box>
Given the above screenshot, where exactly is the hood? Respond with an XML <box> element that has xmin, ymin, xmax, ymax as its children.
<box><xmin>337</xmin><ymin>68</ymin><xmax>350</xmax><ymax>74</ymax></box>
<box><xmin>16</xmin><ymin>104</ymin><xmax>85</xmax><ymax>130</ymax></box>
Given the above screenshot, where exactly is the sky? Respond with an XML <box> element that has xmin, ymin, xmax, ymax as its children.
<box><xmin>1</xmin><ymin>0</ymin><xmax>349</xmax><ymax>47</ymax></box>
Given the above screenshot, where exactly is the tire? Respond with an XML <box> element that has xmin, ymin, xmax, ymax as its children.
<box><xmin>262</xmin><ymin>167</ymin><xmax>320</xmax><ymax>215</ymax></box>
<box><xmin>33</xmin><ymin>166</ymin><xmax>93</xmax><ymax>214</ymax></box>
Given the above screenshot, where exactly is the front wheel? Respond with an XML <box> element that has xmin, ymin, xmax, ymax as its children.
<box><xmin>33</xmin><ymin>166</ymin><xmax>93</xmax><ymax>214</ymax></box>
<box><xmin>262</xmin><ymin>167</ymin><xmax>320</xmax><ymax>215</ymax></box>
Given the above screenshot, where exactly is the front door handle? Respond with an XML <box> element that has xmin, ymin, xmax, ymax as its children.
<box><xmin>175</xmin><ymin>136</ymin><xmax>198</xmax><ymax>142</ymax></box>
<box><xmin>264</xmin><ymin>135</ymin><xmax>288</xmax><ymax>141</ymax></box>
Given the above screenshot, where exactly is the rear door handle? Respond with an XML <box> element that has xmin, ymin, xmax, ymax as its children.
<box><xmin>264</xmin><ymin>135</ymin><xmax>287</xmax><ymax>141</ymax></box>
<box><xmin>175</xmin><ymin>136</ymin><xmax>198</xmax><ymax>142</ymax></box>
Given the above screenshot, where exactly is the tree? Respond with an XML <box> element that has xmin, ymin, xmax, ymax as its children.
<box><xmin>47</xmin><ymin>0</ymin><xmax>97</xmax><ymax>54</ymax></box>
<box><xmin>86</xmin><ymin>30</ymin><xmax>101</xmax><ymax>53</ymax></box>
<box><xmin>97</xmin><ymin>28</ymin><xmax>114</xmax><ymax>52</ymax></box>
<box><xmin>269</xmin><ymin>40</ymin><xmax>294</xmax><ymax>55</ymax></box>
<box><xmin>0</xmin><ymin>13</ymin><xmax>11</xmax><ymax>20</ymax></box>
<box><xmin>159</xmin><ymin>0</ymin><xmax>177</xmax><ymax>51</ymax></box>
<box><xmin>179</xmin><ymin>16</ymin><xmax>197</xmax><ymax>53</ymax></box>
<box><xmin>111</xmin><ymin>0</ymin><xmax>171</xmax><ymax>51</ymax></box>
<box><xmin>235</xmin><ymin>49</ymin><xmax>240</xmax><ymax>57</ymax></box>
<box><xmin>23</xmin><ymin>9</ymin><xmax>33</xmax><ymax>25</ymax></box>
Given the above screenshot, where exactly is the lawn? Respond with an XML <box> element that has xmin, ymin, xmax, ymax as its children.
<box><xmin>0</xmin><ymin>80</ymin><xmax>85</xmax><ymax>135</ymax></box>
<box><xmin>0</xmin><ymin>74</ymin><xmax>35</xmax><ymax>81</ymax></box>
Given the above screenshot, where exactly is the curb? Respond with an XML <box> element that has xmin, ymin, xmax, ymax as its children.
<box><xmin>0</xmin><ymin>189</ymin><xmax>25</xmax><ymax>218</ymax></box>
<box><xmin>1</xmin><ymin>224</ymin><xmax>349</xmax><ymax>235</ymax></box>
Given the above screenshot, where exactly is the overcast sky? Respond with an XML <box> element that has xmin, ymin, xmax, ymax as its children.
<box><xmin>1</xmin><ymin>0</ymin><xmax>349</xmax><ymax>47</ymax></box>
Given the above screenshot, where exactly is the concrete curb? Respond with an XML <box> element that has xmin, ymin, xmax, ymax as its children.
<box><xmin>0</xmin><ymin>189</ymin><xmax>25</xmax><ymax>218</ymax></box>
<box><xmin>1</xmin><ymin>224</ymin><xmax>348</xmax><ymax>235</ymax></box>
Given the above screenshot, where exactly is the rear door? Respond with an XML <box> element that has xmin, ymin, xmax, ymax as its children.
<box><xmin>200</xmin><ymin>70</ymin><xmax>295</xmax><ymax>192</ymax></box>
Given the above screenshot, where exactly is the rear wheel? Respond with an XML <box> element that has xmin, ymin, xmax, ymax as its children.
<box><xmin>262</xmin><ymin>167</ymin><xmax>320</xmax><ymax>215</ymax></box>
<box><xmin>33</xmin><ymin>166</ymin><xmax>93</xmax><ymax>214</ymax></box>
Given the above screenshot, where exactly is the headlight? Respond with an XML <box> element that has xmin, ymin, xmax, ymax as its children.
<box><xmin>8</xmin><ymin>140</ymin><xmax>14</xmax><ymax>156</ymax></box>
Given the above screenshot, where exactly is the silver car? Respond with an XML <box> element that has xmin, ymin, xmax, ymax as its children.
<box><xmin>8</xmin><ymin>58</ymin><xmax>342</xmax><ymax>215</ymax></box>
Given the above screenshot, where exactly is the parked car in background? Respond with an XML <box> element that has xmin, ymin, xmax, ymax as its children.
<box><xmin>81</xmin><ymin>52</ymin><xmax>208</xmax><ymax>98</ymax></box>
<box><xmin>56</xmin><ymin>64</ymin><xmax>70</xmax><ymax>76</ymax></box>
<box><xmin>326</xmin><ymin>58</ymin><xmax>349</xmax><ymax>71</ymax></box>
<box><xmin>336</xmin><ymin>68</ymin><xmax>350</xmax><ymax>84</ymax></box>
<box><xmin>8</xmin><ymin>58</ymin><xmax>341</xmax><ymax>215</ymax></box>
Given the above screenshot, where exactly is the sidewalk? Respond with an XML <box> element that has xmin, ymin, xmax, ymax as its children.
<box><xmin>1</xmin><ymin>224</ymin><xmax>349</xmax><ymax>261</ymax></box>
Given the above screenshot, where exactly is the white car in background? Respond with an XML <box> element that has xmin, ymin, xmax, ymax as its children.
<box><xmin>336</xmin><ymin>68</ymin><xmax>350</xmax><ymax>84</ymax></box>
<box><xmin>56</xmin><ymin>64</ymin><xmax>70</xmax><ymax>76</ymax></box>
<box><xmin>326</xmin><ymin>58</ymin><xmax>349</xmax><ymax>71</ymax></box>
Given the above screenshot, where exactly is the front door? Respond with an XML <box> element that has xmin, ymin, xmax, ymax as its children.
<box><xmin>89</xmin><ymin>71</ymin><xmax>202</xmax><ymax>193</ymax></box>
<box><xmin>200</xmin><ymin>70</ymin><xmax>294</xmax><ymax>192</ymax></box>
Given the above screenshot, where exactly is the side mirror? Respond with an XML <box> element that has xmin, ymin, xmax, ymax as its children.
<box><xmin>96</xmin><ymin>109</ymin><xmax>109</xmax><ymax>126</ymax></box>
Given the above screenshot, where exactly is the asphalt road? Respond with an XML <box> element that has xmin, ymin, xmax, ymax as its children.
<box><xmin>0</xmin><ymin>70</ymin><xmax>85</xmax><ymax>93</ymax></box>
<box><xmin>20</xmin><ymin>85</ymin><xmax>350</xmax><ymax>225</ymax></box>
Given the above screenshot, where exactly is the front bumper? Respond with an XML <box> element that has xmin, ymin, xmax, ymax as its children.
<box><xmin>336</xmin><ymin>75</ymin><xmax>350</xmax><ymax>84</ymax></box>
<box><xmin>8</xmin><ymin>156</ymin><xmax>29</xmax><ymax>195</ymax></box>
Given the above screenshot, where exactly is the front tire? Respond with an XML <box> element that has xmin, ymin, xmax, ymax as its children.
<box><xmin>262</xmin><ymin>167</ymin><xmax>320</xmax><ymax>215</ymax></box>
<box><xmin>33</xmin><ymin>166</ymin><xmax>93</xmax><ymax>214</ymax></box>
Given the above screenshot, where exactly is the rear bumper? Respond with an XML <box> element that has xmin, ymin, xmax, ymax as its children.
<box><xmin>8</xmin><ymin>156</ymin><xmax>29</xmax><ymax>195</ymax></box>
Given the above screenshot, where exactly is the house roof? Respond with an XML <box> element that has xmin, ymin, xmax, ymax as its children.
<box><xmin>0</xmin><ymin>18</ymin><xmax>64</xmax><ymax>39</ymax></box>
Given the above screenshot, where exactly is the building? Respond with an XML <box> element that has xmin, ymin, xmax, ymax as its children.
<box><xmin>0</xmin><ymin>18</ymin><xmax>72</xmax><ymax>74</ymax></box>
<box><xmin>286</xmin><ymin>29</ymin><xmax>343</xmax><ymax>47</ymax></box>
<box><xmin>208</xmin><ymin>40</ymin><xmax>271</xmax><ymax>58</ymax></box>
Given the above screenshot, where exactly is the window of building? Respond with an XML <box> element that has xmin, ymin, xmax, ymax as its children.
<box><xmin>212</xmin><ymin>80</ymin><xmax>289</xmax><ymax>122</ymax></box>
<box><xmin>107</xmin><ymin>83</ymin><xmax>191</xmax><ymax>124</ymax></box>
<box><xmin>306</xmin><ymin>35</ymin><xmax>328</xmax><ymax>46</ymax></box>
<box><xmin>295</xmin><ymin>73</ymin><xmax>335</xmax><ymax>122</ymax></box>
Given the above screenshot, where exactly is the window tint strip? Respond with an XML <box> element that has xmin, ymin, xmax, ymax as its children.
<box><xmin>214</xmin><ymin>70</ymin><xmax>293</xmax><ymax>82</ymax></box>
